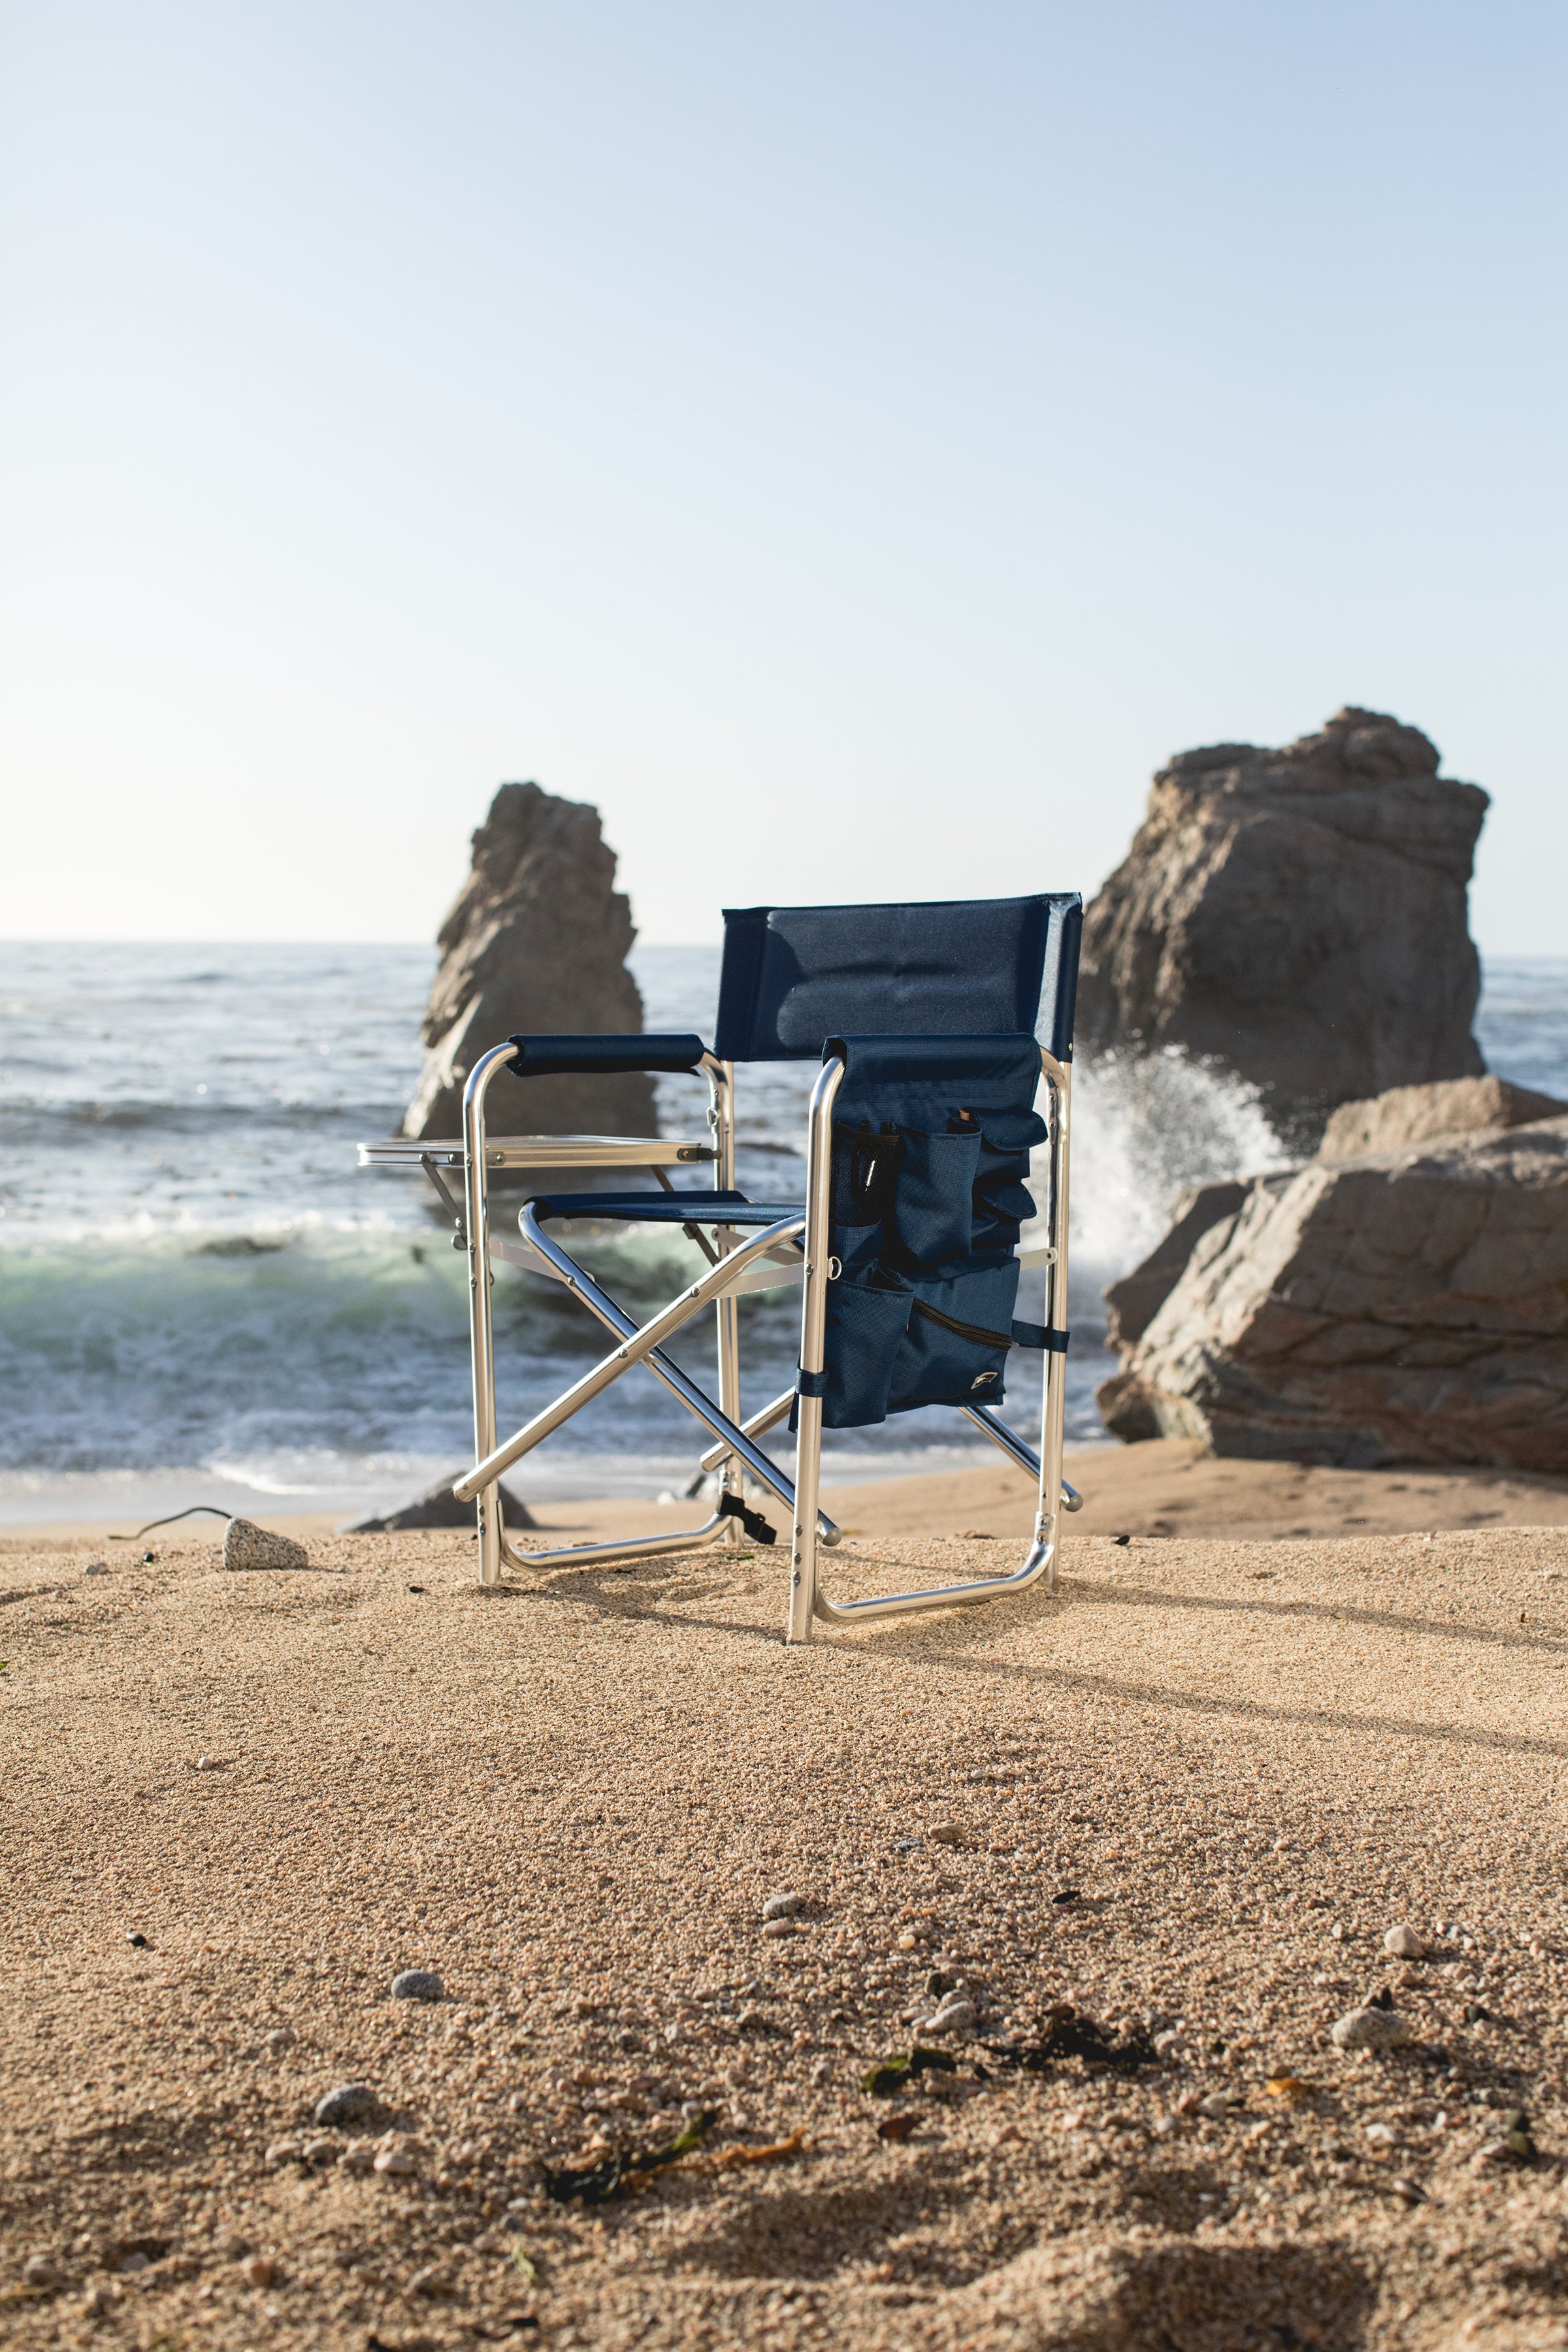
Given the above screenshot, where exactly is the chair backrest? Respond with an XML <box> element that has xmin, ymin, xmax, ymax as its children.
<box><xmin>713</xmin><ymin>894</ymin><xmax>1081</xmax><ymax>1065</ymax></box>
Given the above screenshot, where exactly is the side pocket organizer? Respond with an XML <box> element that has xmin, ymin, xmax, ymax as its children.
<box><xmin>886</xmin><ymin>1124</ymin><xmax>983</xmax><ymax>1273</ymax></box>
<box><xmin>887</xmin><ymin>1262</ymin><xmax>1021</xmax><ymax>1413</ymax></box>
<box><xmin>830</xmin><ymin>1120</ymin><xmax>902</xmax><ymax>1229</ymax></box>
<box><xmin>972</xmin><ymin>1106</ymin><xmax>1050</xmax><ymax>1254</ymax></box>
<box><xmin>820</xmin><ymin>1269</ymin><xmax>915</xmax><ymax>1429</ymax></box>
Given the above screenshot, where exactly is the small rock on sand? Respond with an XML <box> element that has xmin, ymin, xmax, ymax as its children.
<box><xmin>1331</xmin><ymin>2007</ymin><xmax>1413</xmax><ymax>2051</ymax></box>
<box><xmin>1383</xmin><ymin>1924</ymin><xmax>1426</xmax><ymax>1957</ymax></box>
<box><xmin>762</xmin><ymin>1919</ymin><xmax>796</xmax><ymax>1940</ymax></box>
<box><xmin>223</xmin><ymin>1519</ymin><xmax>310</xmax><ymax>1572</ymax></box>
<box><xmin>391</xmin><ymin>1969</ymin><xmax>444</xmax><ymax>2002</ymax></box>
<box><xmin>84</xmin><ymin>1563</ymin><xmax>108</xmax><ymax>1576</ymax></box>
<box><xmin>762</xmin><ymin>1891</ymin><xmax>802</xmax><ymax>1920</ymax></box>
<box><xmin>314</xmin><ymin>2083</ymin><xmax>381</xmax><ymax>2126</ymax></box>
<box><xmin>926</xmin><ymin>1821</ymin><xmax>969</xmax><ymax>1848</ymax></box>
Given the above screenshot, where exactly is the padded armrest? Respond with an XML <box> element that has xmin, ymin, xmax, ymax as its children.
<box><xmin>504</xmin><ymin>1032</ymin><xmax>709</xmax><ymax>1078</ymax></box>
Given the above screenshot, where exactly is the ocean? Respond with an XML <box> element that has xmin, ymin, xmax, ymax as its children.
<box><xmin>3</xmin><ymin>944</ymin><xmax>1565</xmax><ymax>1527</ymax></box>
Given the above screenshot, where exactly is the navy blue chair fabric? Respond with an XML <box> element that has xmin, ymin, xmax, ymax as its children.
<box><xmin>528</xmin><ymin>1189</ymin><xmax>801</xmax><ymax>1225</ymax></box>
<box><xmin>715</xmin><ymin>895</ymin><xmax>1081</xmax><ymax>1065</ymax></box>
<box><xmin>806</xmin><ymin>1034</ymin><xmax>1046</xmax><ymax>1428</ymax></box>
<box><xmin>505</xmin><ymin>1032</ymin><xmax>707</xmax><ymax>1078</ymax></box>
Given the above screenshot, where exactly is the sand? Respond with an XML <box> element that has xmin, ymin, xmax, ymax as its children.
<box><xmin>7</xmin><ymin>1503</ymin><xmax>1568</xmax><ymax>2350</ymax></box>
<box><xmin>16</xmin><ymin>1433</ymin><xmax>1568</xmax><ymax>1557</ymax></box>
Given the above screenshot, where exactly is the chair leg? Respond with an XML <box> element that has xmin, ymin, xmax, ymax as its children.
<box><xmin>787</xmin><ymin>1054</ymin><xmax>846</xmax><ymax>1642</ymax></box>
<box><xmin>461</xmin><ymin>1042</ymin><xmax>523</xmax><ymax>1590</ymax></box>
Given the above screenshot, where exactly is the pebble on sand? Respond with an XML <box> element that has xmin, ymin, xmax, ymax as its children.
<box><xmin>223</xmin><ymin>1518</ymin><xmax>310</xmax><ymax>1573</ymax></box>
<box><xmin>84</xmin><ymin>1563</ymin><xmax>108</xmax><ymax>1576</ymax></box>
<box><xmin>1330</xmin><ymin>2007</ymin><xmax>1413</xmax><ymax>2051</ymax></box>
<box><xmin>1383</xmin><ymin>1924</ymin><xmax>1426</xmax><ymax>1957</ymax></box>
<box><xmin>762</xmin><ymin>1919</ymin><xmax>796</xmax><ymax>1940</ymax></box>
<box><xmin>762</xmin><ymin>1891</ymin><xmax>803</xmax><ymax>1920</ymax></box>
<box><xmin>391</xmin><ymin>1968</ymin><xmax>444</xmax><ymax>2002</ymax></box>
<box><xmin>314</xmin><ymin>2082</ymin><xmax>382</xmax><ymax>2126</ymax></box>
<box><xmin>926</xmin><ymin>1821</ymin><xmax>970</xmax><ymax>1848</ymax></box>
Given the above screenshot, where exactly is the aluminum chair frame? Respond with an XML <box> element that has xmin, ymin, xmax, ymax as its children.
<box><xmin>444</xmin><ymin>1036</ymin><xmax>1077</xmax><ymax>1642</ymax></box>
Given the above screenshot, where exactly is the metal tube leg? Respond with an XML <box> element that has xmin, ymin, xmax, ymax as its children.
<box><xmin>462</xmin><ymin>1043</ymin><xmax>519</xmax><ymax>1589</ymax></box>
<box><xmin>1037</xmin><ymin>1058</ymin><xmax>1071</xmax><ymax>1592</ymax></box>
<box><xmin>787</xmin><ymin>1055</ymin><xmax>845</xmax><ymax>1643</ymax></box>
<box><xmin>711</xmin><ymin>1062</ymin><xmax>742</xmax><ymax>1536</ymax></box>
<box><xmin>789</xmin><ymin>1395</ymin><xmax>823</xmax><ymax>1642</ymax></box>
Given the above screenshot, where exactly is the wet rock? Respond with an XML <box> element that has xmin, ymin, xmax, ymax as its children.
<box><xmin>391</xmin><ymin>1968</ymin><xmax>444</xmax><ymax>2002</ymax></box>
<box><xmin>223</xmin><ymin>1519</ymin><xmax>309</xmax><ymax>1572</ymax></box>
<box><xmin>1330</xmin><ymin>2006</ymin><xmax>1412</xmax><ymax>2051</ymax></box>
<box><xmin>1383</xmin><ymin>1924</ymin><xmax>1426</xmax><ymax>1958</ymax></box>
<box><xmin>314</xmin><ymin>2083</ymin><xmax>381</xmax><ymax>2126</ymax></box>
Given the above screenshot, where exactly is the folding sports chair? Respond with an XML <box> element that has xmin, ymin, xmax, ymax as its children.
<box><xmin>450</xmin><ymin>893</ymin><xmax>1083</xmax><ymax>1642</ymax></box>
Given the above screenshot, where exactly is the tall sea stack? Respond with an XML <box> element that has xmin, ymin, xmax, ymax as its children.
<box><xmin>1075</xmin><ymin>708</ymin><xmax>1489</xmax><ymax>1128</ymax></box>
<box><xmin>402</xmin><ymin>782</ymin><xmax>657</xmax><ymax>1141</ymax></box>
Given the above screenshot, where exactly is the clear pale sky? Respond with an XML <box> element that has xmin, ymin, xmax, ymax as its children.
<box><xmin>2</xmin><ymin>3</ymin><xmax>1563</xmax><ymax>948</ymax></box>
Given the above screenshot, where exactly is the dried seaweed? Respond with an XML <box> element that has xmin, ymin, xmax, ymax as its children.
<box><xmin>540</xmin><ymin>2107</ymin><xmax>717</xmax><ymax>2204</ymax></box>
<box><xmin>860</xmin><ymin>2046</ymin><xmax>961</xmax><ymax>2097</ymax></box>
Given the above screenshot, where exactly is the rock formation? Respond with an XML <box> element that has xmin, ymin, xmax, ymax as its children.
<box><xmin>1077</xmin><ymin>708</ymin><xmax>1489</xmax><ymax>1126</ymax></box>
<box><xmin>1097</xmin><ymin>1092</ymin><xmax>1568</xmax><ymax>1470</ymax></box>
<box><xmin>349</xmin><ymin>1473</ymin><xmax>536</xmax><ymax>1533</ymax></box>
<box><xmin>1316</xmin><ymin>1075</ymin><xmax>1567</xmax><ymax>1162</ymax></box>
<box><xmin>1102</xmin><ymin>1181</ymin><xmax>1250</xmax><ymax>1352</ymax></box>
<box><xmin>404</xmin><ymin>783</ymin><xmax>657</xmax><ymax>1142</ymax></box>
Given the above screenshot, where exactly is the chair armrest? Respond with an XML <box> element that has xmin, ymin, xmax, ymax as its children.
<box><xmin>504</xmin><ymin>1032</ymin><xmax>710</xmax><ymax>1078</ymax></box>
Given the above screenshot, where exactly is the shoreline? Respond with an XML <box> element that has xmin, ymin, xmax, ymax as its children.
<box><xmin>9</xmin><ymin>1437</ymin><xmax>1568</xmax><ymax>1552</ymax></box>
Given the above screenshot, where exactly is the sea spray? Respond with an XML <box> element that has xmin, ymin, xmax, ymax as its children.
<box><xmin>1064</xmin><ymin>1046</ymin><xmax>1293</xmax><ymax>1326</ymax></box>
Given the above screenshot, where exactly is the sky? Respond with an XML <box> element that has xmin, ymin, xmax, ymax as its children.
<box><xmin>1</xmin><ymin>1</ymin><xmax>1563</xmax><ymax>949</ymax></box>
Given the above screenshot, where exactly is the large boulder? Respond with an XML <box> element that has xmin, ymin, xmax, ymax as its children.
<box><xmin>1102</xmin><ymin>1180</ymin><xmax>1250</xmax><ymax>1352</ymax></box>
<box><xmin>1317</xmin><ymin>1075</ymin><xmax>1567</xmax><ymax>1162</ymax></box>
<box><xmin>1096</xmin><ymin>1118</ymin><xmax>1568</xmax><ymax>1470</ymax></box>
<box><xmin>404</xmin><ymin>783</ymin><xmax>657</xmax><ymax>1143</ymax></box>
<box><xmin>1077</xmin><ymin>708</ymin><xmax>1489</xmax><ymax>1124</ymax></box>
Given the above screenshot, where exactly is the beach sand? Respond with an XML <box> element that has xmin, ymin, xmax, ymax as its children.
<box><xmin>5</xmin><ymin>1505</ymin><xmax>1568</xmax><ymax>2349</ymax></box>
<box><xmin>14</xmin><ymin>1434</ymin><xmax>1568</xmax><ymax>1556</ymax></box>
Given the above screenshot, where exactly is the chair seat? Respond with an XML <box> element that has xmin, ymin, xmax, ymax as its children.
<box><xmin>529</xmin><ymin>1188</ymin><xmax>803</xmax><ymax>1226</ymax></box>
